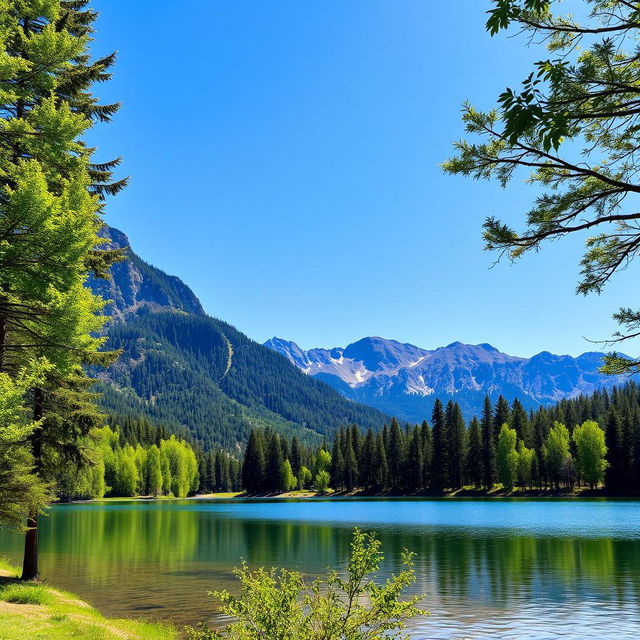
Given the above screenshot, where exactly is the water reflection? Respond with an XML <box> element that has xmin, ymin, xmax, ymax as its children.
<box><xmin>0</xmin><ymin>499</ymin><xmax>639</xmax><ymax>638</ymax></box>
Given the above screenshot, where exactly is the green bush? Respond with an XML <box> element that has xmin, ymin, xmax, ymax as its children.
<box><xmin>187</xmin><ymin>528</ymin><xmax>426</xmax><ymax>639</ymax></box>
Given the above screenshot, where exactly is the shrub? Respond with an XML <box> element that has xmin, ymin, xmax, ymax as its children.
<box><xmin>187</xmin><ymin>528</ymin><xmax>426</xmax><ymax>640</ymax></box>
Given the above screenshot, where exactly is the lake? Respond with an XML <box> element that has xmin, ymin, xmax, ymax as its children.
<box><xmin>1</xmin><ymin>498</ymin><xmax>640</xmax><ymax>639</ymax></box>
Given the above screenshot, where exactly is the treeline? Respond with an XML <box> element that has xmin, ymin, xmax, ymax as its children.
<box><xmin>56</xmin><ymin>416</ymin><xmax>241</xmax><ymax>500</ymax></box>
<box><xmin>239</xmin><ymin>383</ymin><xmax>640</xmax><ymax>495</ymax></box>
<box><xmin>241</xmin><ymin>428</ymin><xmax>331</xmax><ymax>493</ymax></box>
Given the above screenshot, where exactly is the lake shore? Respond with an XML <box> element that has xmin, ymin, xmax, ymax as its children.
<box><xmin>64</xmin><ymin>485</ymin><xmax>629</xmax><ymax>505</ymax></box>
<box><xmin>0</xmin><ymin>561</ymin><xmax>177</xmax><ymax>640</ymax></box>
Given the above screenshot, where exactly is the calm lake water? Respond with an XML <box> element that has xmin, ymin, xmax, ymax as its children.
<box><xmin>1</xmin><ymin>498</ymin><xmax>640</xmax><ymax>639</ymax></box>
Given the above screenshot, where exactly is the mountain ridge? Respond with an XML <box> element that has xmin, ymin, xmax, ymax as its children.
<box><xmin>90</xmin><ymin>227</ymin><xmax>389</xmax><ymax>450</ymax></box>
<box><xmin>264</xmin><ymin>336</ymin><xmax>635</xmax><ymax>421</ymax></box>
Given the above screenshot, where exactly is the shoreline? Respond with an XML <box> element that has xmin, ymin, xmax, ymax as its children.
<box><xmin>61</xmin><ymin>486</ymin><xmax>640</xmax><ymax>505</ymax></box>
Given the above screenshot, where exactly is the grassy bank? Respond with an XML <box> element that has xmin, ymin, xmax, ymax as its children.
<box><xmin>0</xmin><ymin>560</ymin><xmax>176</xmax><ymax>640</ymax></box>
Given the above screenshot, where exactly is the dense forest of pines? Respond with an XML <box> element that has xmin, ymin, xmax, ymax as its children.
<box><xmin>240</xmin><ymin>382</ymin><xmax>640</xmax><ymax>495</ymax></box>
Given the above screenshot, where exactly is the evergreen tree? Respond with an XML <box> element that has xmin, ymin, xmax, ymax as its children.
<box><xmin>466</xmin><ymin>417</ymin><xmax>483</xmax><ymax>488</ymax></box>
<box><xmin>360</xmin><ymin>428</ymin><xmax>376</xmax><ymax>490</ymax></box>
<box><xmin>241</xmin><ymin>429</ymin><xmax>265</xmax><ymax>493</ymax></box>
<box><xmin>511</xmin><ymin>398</ymin><xmax>530</xmax><ymax>446</ymax></box>
<box><xmin>387</xmin><ymin>418</ymin><xmax>405</xmax><ymax>489</ymax></box>
<box><xmin>265</xmin><ymin>432</ymin><xmax>284</xmax><ymax>492</ymax></box>
<box><xmin>481</xmin><ymin>396</ymin><xmax>495</xmax><ymax>490</ymax></box>
<box><xmin>373</xmin><ymin>432</ymin><xmax>388</xmax><ymax>490</ymax></box>
<box><xmin>605</xmin><ymin>409</ymin><xmax>624</xmax><ymax>492</ymax></box>
<box><xmin>290</xmin><ymin>436</ymin><xmax>302</xmax><ymax>478</ymax></box>
<box><xmin>406</xmin><ymin>426</ymin><xmax>424</xmax><ymax>490</ymax></box>
<box><xmin>330</xmin><ymin>434</ymin><xmax>345</xmax><ymax>491</ymax></box>
<box><xmin>493</xmin><ymin>395</ymin><xmax>510</xmax><ymax>442</ymax></box>
<box><xmin>344</xmin><ymin>441</ymin><xmax>358</xmax><ymax>492</ymax></box>
<box><xmin>446</xmin><ymin>401</ymin><xmax>466</xmax><ymax>489</ymax></box>
<box><xmin>431</xmin><ymin>399</ymin><xmax>449</xmax><ymax>490</ymax></box>
<box><xmin>420</xmin><ymin>420</ymin><xmax>432</xmax><ymax>488</ymax></box>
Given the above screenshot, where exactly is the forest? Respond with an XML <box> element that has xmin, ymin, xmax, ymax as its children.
<box><xmin>239</xmin><ymin>382</ymin><xmax>640</xmax><ymax>495</ymax></box>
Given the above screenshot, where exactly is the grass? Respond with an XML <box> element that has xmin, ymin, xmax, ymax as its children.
<box><xmin>0</xmin><ymin>583</ymin><xmax>52</xmax><ymax>605</ymax></box>
<box><xmin>0</xmin><ymin>562</ymin><xmax>177</xmax><ymax>640</ymax></box>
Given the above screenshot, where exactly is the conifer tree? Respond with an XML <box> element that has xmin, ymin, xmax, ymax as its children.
<box><xmin>388</xmin><ymin>418</ymin><xmax>405</xmax><ymax>489</ymax></box>
<box><xmin>493</xmin><ymin>395</ymin><xmax>510</xmax><ymax>443</ymax></box>
<box><xmin>446</xmin><ymin>401</ymin><xmax>466</xmax><ymax>489</ymax></box>
<box><xmin>360</xmin><ymin>428</ymin><xmax>376</xmax><ymax>490</ymax></box>
<box><xmin>511</xmin><ymin>398</ymin><xmax>530</xmax><ymax>446</ymax></box>
<box><xmin>481</xmin><ymin>396</ymin><xmax>495</xmax><ymax>490</ymax></box>
<box><xmin>420</xmin><ymin>420</ymin><xmax>432</xmax><ymax>488</ymax></box>
<box><xmin>431</xmin><ymin>399</ymin><xmax>449</xmax><ymax>490</ymax></box>
<box><xmin>605</xmin><ymin>409</ymin><xmax>624</xmax><ymax>492</ymax></box>
<box><xmin>407</xmin><ymin>426</ymin><xmax>424</xmax><ymax>490</ymax></box>
<box><xmin>466</xmin><ymin>417</ymin><xmax>483</xmax><ymax>488</ymax></box>
<box><xmin>242</xmin><ymin>429</ymin><xmax>266</xmax><ymax>493</ymax></box>
<box><xmin>330</xmin><ymin>434</ymin><xmax>345</xmax><ymax>492</ymax></box>
<box><xmin>290</xmin><ymin>436</ymin><xmax>302</xmax><ymax>478</ymax></box>
<box><xmin>344</xmin><ymin>441</ymin><xmax>358</xmax><ymax>492</ymax></box>
<box><xmin>373</xmin><ymin>432</ymin><xmax>388</xmax><ymax>490</ymax></box>
<box><xmin>265</xmin><ymin>432</ymin><xmax>283</xmax><ymax>493</ymax></box>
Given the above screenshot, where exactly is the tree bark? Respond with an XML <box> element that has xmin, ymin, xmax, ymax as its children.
<box><xmin>21</xmin><ymin>386</ymin><xmax>44</xmax><ymax>581</ymax></box>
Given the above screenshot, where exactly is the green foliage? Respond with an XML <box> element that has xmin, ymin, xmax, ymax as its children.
<box><xmin>279</xmin><ymin>459</ymin><xmax>296</xmax><ymax>492</ymax></box>
<box><xmin>314</xmin><ymin>470</ymin><xmax>330</xmax><ymax>494</ymax></box>
<box><xmin>516</xmin><ymin>440</ymin><xmax>534</xmax><ymax>489</ymax></box>
<box><xmin>444</xmin><ymin>0</ymin><xmax>640</xmax><ymax>372</ymax></box>
<box><xmin>0</xmin><ymin>361</ymin><xmax>50</xmax><ymax>529</ymax></box>
<box><xmin>573</xmin><ymin>420</ymin><xmax>607</xmax><ymax>489</ymax></box>
<box><xmin>496</xmin><ymin>424</ymin><xmax>518</xmax><ymax>490</ymax></box>
<box><xmin>544</xmin><ymin>422</ymin><xmax>572</xmax><ymax>489</ymax></box>
<box><xmin>298</xmin><ymin>465</ymin><xmax>312</xmax><ymax>490</ymax></box>
<box><xmin>188</xmin><ymin>529</ymin><xmax>426</xmax><ymax>640</ymax></box>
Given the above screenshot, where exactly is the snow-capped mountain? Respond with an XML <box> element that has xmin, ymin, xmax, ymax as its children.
<box><xmin>264</xmin><ymin>336</ymin><xmax>634</xmax><ymax>421</ymax></box>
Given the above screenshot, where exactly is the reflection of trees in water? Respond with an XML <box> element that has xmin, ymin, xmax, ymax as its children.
<box><xmin>1</xmin><ymin>505</ymin><xmax>640</xmax><ymax>620</ymax></box>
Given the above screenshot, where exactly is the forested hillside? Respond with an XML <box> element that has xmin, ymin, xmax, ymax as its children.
<box><xmin>92</xmin><ymin>227</ymin><xmax>388</xmax><ymax>450</ymax></box>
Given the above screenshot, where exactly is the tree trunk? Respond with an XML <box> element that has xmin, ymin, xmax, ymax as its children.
<box><xmin>21</xmin><ymin>386</ymin><xmax>44</xmax><ymax>581</ymax></box>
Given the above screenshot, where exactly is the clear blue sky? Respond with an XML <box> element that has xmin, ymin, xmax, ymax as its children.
<box><xmin>88</xmin><ymin>0</ymin><xmax>638</xmax><ymax>358</ymax></box>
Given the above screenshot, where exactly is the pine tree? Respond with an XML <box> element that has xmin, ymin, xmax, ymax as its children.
<box><xmin>431</xmin><ymin>399</ymin><xmax>449</xmax><ymax>490</ymax></box>
<box><xmin>265</xmin><ymin>432</ymin><xmax>283</xmax><ymax>493</ymax></box>
<box><xmin>344</xmin><ymin>441</ymin><xmax>358</xmax><ymax>492</ymax></box>
<box><xmin>406</xmin><ymin>426</ymin><xmax>424</xmax><ymax>490</ymax></box>
<box><xmin>466</xmin><ymin>417</ymin><xmax>483</xmax><ymax>488</ymax></box>
<box><xmin>373</xmin><ymin>432</ymin><xmax>388</xmax><ymax>490</ymax></box>
<box><xmin>290</xmin><ymin>436</ymin><xmax>302</xmax><ymax>478</ymax></box>
<box><xmin>481</xmin><ymin>396</ymin><xmax>495</xmax><ymax>490</ymax></box>
<box><xmin>493</xmin><ymin>395</ymin><xmax>510</xmax><ymax>443</ymax></box>
<box><xmin>446</xmin><ymin>401</ymin><xmax>466</xmax><ymax>489</ymax></box>
<box><xmin>330</xmin><ymin>434</ymin><xmax>345</xmax><ymax>492</ymax></box>
<box><xmin>420</xmin><ymin>420</ymin><xmax>432</xmax><ymax>488</ymax></box>
<box><xmin>605</xmin><ymin>409</ymin><xmax>624</xmax><ymax>492</ymax></box>
<box><xmin>511</xmin><ymin>398</ymin><xmax>530</xmax><ymax>446</ymax></box>
<box><xmin>241</xmin><ymin>429</ymin><xmax>266</xmax><ymax>493</ymax></box>
<box><xmin>388</xmin><ymin>418</ymin><xmax>405</xmax><ymax>489</ymax></box>
<box><xmin>360</xmin><ymin>428</ymin><xmax>376</xmax><ymax>490</ymax></box>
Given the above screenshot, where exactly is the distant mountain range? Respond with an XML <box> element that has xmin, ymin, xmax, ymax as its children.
<box><xmin>264</xmin><ymin>336</ymin><xmax>635</xmax><ymax>421</ymax></box>
<box><xmin>89</xmin><ymin>227</ymin><xmax>387</xmax><ymax>450</ymax></box>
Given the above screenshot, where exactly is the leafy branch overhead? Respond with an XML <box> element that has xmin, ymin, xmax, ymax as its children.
<box><xmin>443</xmin><ymin>0</ymin><xmax>640</xmax><ymax>373</ymax></box>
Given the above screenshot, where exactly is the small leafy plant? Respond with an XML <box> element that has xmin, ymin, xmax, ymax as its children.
<box><xmin>188</xmin><ymin>528</ymin><xmax>426</xmax><ymax>640</ymax></box>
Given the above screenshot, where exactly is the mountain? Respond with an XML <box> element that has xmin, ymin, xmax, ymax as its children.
<box><xmin>264</xmin><ymin>336</ymin><xmax>636</xmax><ymax>421</ymax></box>
<box><xmin>90</xmin><ymin>227</ymin><xmax>388</xmax><ymax>451</ymax></box>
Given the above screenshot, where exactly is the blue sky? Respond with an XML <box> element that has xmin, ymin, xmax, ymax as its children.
<box><xmin>88</xmin><ymin>0</ymin><xmax>638</xmax><ymax>357</ymax></box>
